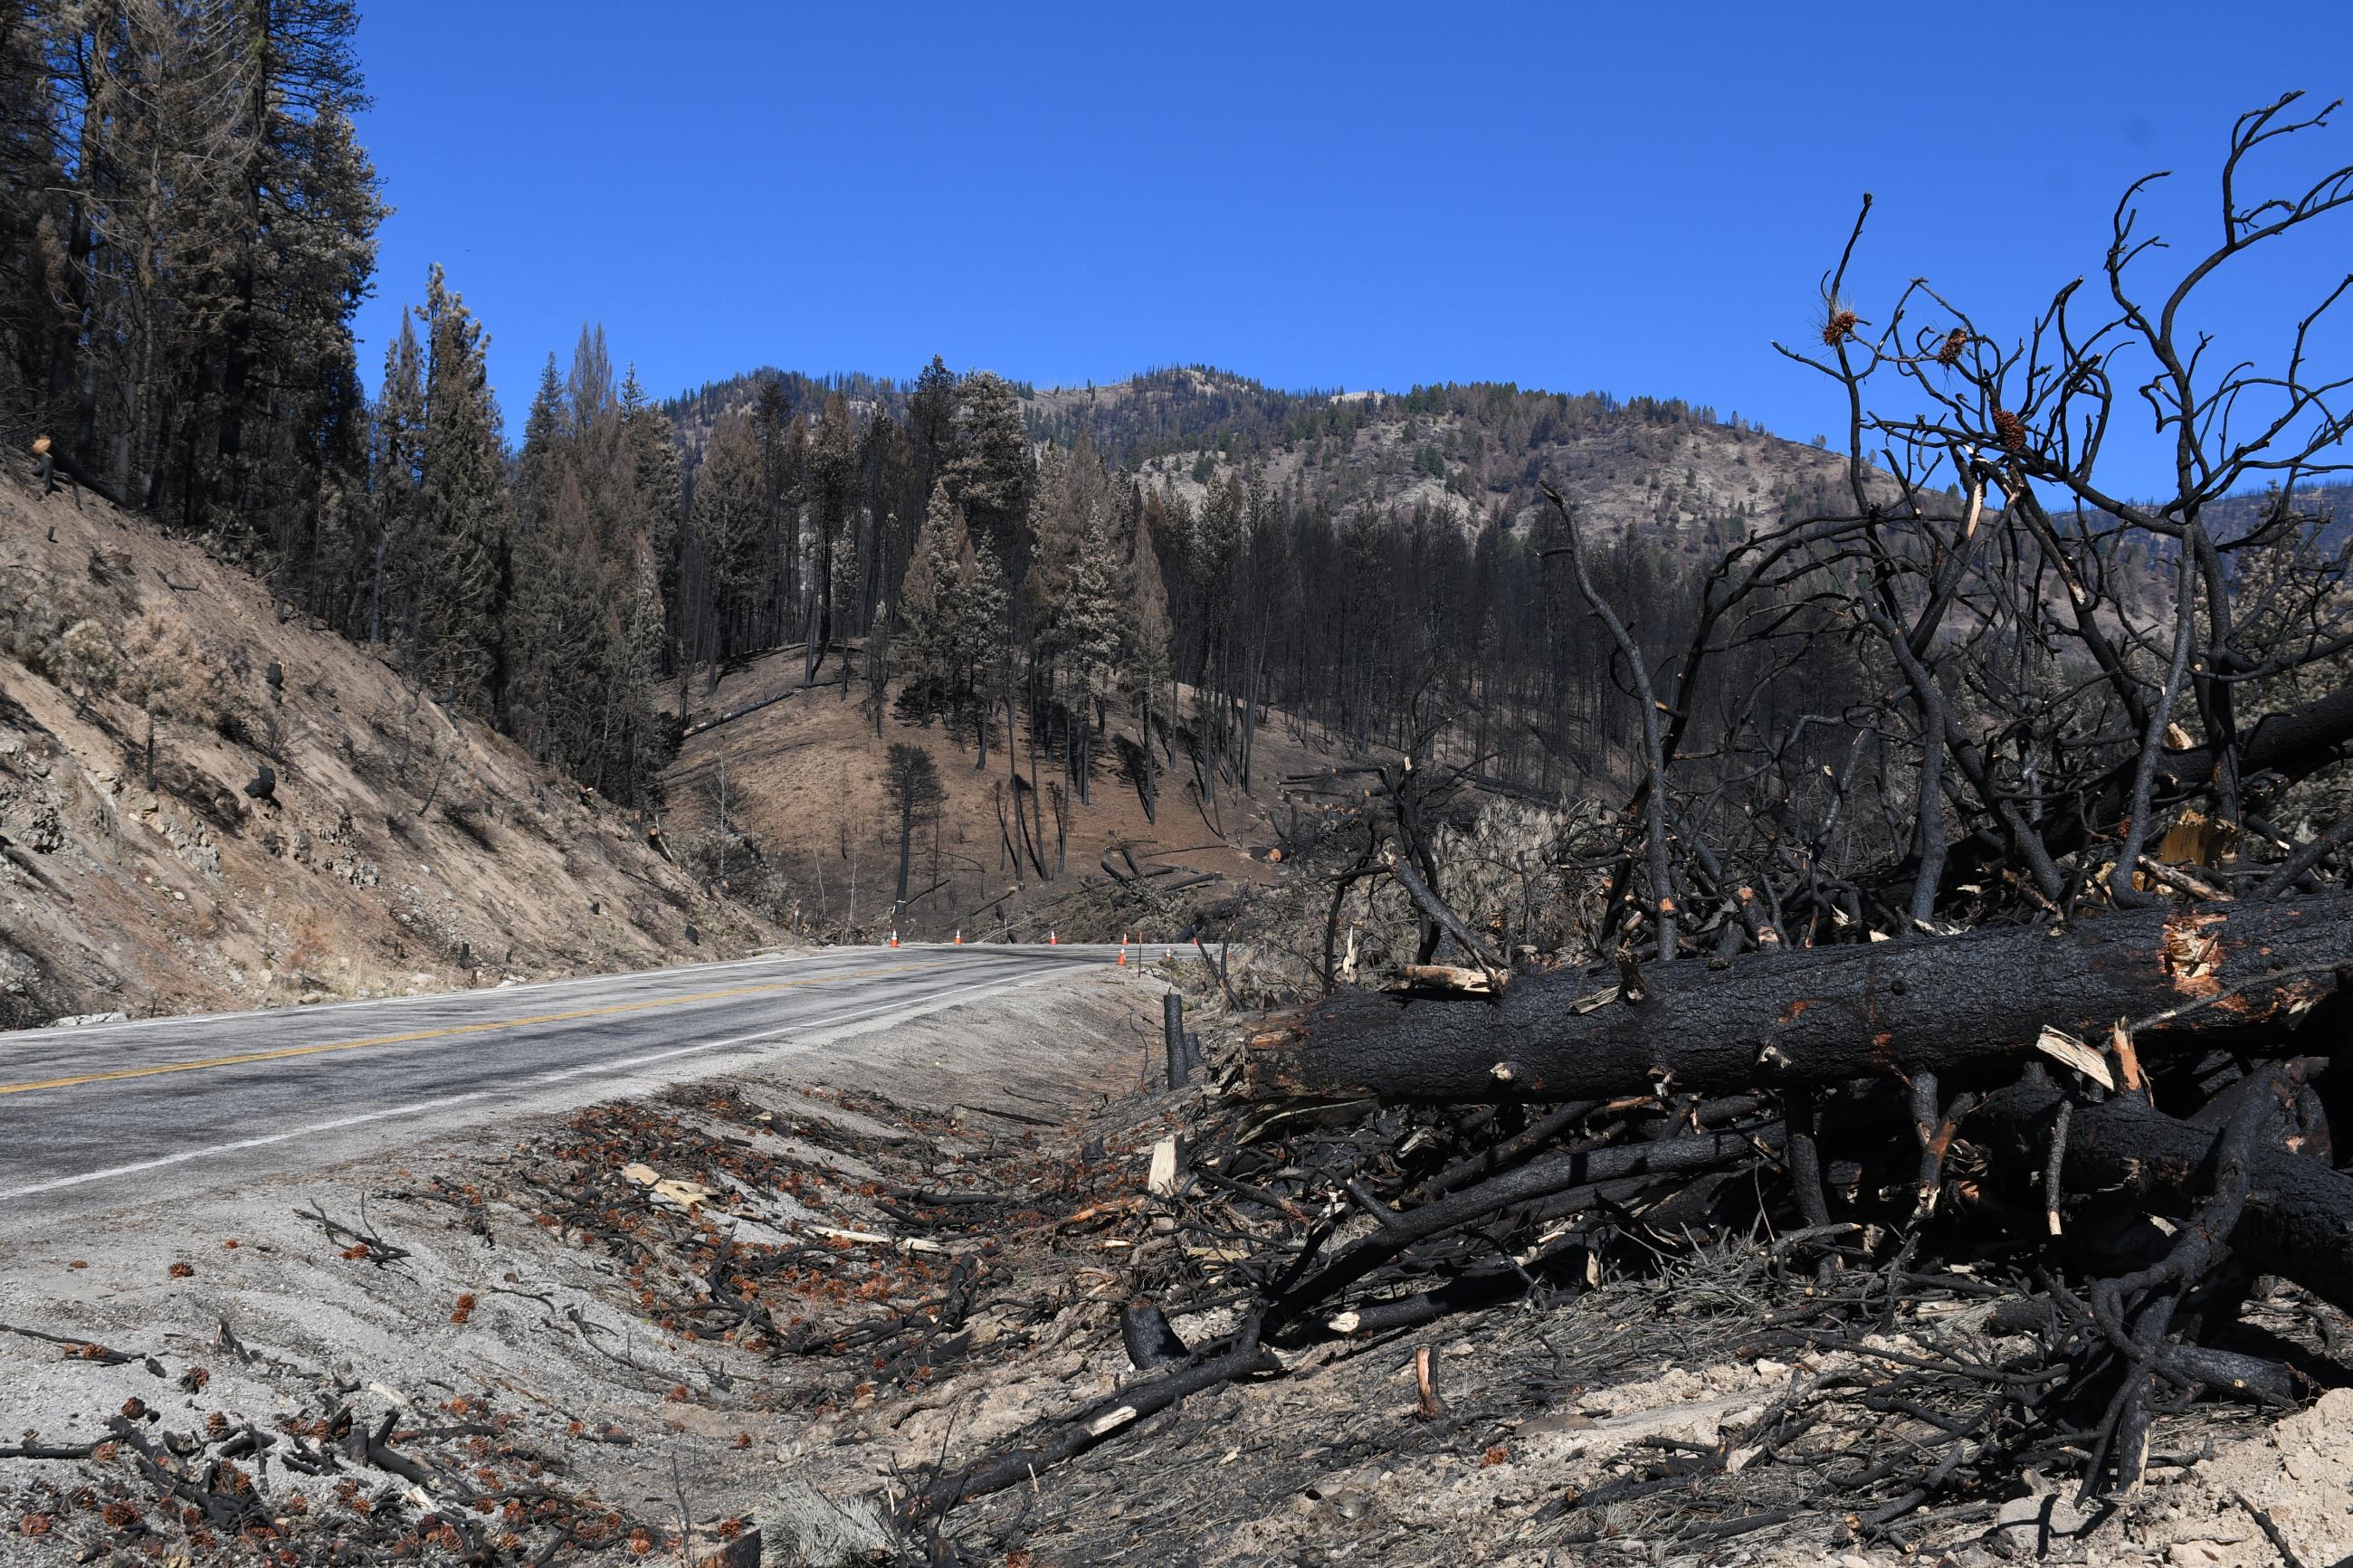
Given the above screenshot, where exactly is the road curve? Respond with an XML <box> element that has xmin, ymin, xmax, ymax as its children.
<box><xmin>0</xmin><ymin>943</ymin><xmax>1171</xmax><ymax>1222</ymax></box>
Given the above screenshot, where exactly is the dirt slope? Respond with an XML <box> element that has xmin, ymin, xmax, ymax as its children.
<box><xmin>0</xmin><ymin>477</ymin><xmax>778</xmax><ymax>1030</ymax></box>
<box><xmin>662</xmin><ymin>650</ymin><xmax>1363</xmax><ymax>946</ymax></box>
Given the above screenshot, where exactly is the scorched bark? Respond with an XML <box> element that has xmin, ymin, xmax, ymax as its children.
<box><xmin>1245</xmin><ymin>898</ymin><xmax>2352</xmax><ymax>1102</ymax></box>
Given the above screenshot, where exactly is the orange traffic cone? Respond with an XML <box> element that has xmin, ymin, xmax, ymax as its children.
<box><xmin>889</xmin><ymin>929</ymin><xmax>899</xmax><ymax>948</ymax></box>
<box><xmin>1049</xmin><ymin>930</ymin><xmax>1057</xmax><ymax>946</ymax></box>
<box><xmin>1118</xmin><ymin>938</ymin><xmax>1128</xmax><ymax>967</ymax></box>
<box><xmin>954</xmin><ymin>929</ymin><xmax>962</xmax><ymax>946</ymax></box>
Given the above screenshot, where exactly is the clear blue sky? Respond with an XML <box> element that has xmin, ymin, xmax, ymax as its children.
<box><xmin>353</xmin><ymin>2</ymin><xmax>2353</xmax><ymax>498</ymax></box>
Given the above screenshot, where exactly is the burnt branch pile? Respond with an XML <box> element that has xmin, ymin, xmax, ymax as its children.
<box><xmin>904</xmin><ymin>927</ymin><xmax>2353</xmax><ymax>1556</ymax></box>
<box><xmin>3</xmin><ymin>1369</ymin><xmax>712</xmax><ymax>1564</ymax></box>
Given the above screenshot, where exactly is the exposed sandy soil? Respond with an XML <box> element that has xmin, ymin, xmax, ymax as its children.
<box><xmin>0</xmin><ymin>478</ymin><xmax>780</xmax><ymax>1030</ymax></box>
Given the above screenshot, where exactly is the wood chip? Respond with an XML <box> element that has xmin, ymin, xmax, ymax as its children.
<box><xmin>1146</xmin><ymin>1137</ymin><xmax>1181</xmax><ymax>1198</ymax></box>
<box><xmin>2034</xmin><ymin>1026</ymin><xmax>2116</xmax><ymax>1091</ymax></box>
<box><xmin>1393</xmin><ymin>964</ymin><xmax>1497</xmax><ymax>996</ymax></box>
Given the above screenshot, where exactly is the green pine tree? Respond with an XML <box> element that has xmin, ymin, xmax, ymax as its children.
<box><xmin>691</xmin><ymin>411</ymin><xmax>767</xmax><ymax>667</ymax></box>
<box><xmin>894</xmin><ymin>481</ymin><xmax>970</xmax><ymax>721</ymax></box>
<box><xmin>943</xmin><ymin>370</ymin><xmax>1033</xmax><ymax>571</ymax></box>
<box><xmin>415</xmin><ymin>263</ymin><xmax>509</xmax><ymax>713</ymax></box>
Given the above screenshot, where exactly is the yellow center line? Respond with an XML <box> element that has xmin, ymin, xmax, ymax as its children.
<box><xmin>0</xmin><ymin>961</ymin><xmax>948</xmax><ymax>1098</ymax></box>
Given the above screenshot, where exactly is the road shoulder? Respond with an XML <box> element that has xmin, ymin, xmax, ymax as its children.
<box><xmin>0</xmin><ymin>966</ymin><xmax>1167</xmax><ymax>1562</ymax></box>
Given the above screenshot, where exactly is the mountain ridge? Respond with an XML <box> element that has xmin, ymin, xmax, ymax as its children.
<box><xmin>662</xmin><ymin>364</ymin><xmax>1860</xmax><ymax>546</ymax></box>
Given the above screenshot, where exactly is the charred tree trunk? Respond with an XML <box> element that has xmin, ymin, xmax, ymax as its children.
<box><xmin>1969</xmin><ymin>1079</ymin><xmax>2353</xmax><ymax>1316</ymax></box>
<box><xmin>1245</xmin><ymin>899</ymin><xmax>2353</xmax><ymax>1102</ymax></box>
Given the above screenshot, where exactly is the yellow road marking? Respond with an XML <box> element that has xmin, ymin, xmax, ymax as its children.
<box><xmin>0</xmin><ymin>961</ymin><xmax>943</xmax><ymax>1098</ymax></box>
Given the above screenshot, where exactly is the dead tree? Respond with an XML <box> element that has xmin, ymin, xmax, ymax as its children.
<box><xmin>882</xmin><ymin>742</ymin><xmax>943</xmax><ymax>919</ymax></box>
<box><xmin>1492</xmin><ymin>92</ymin><xmax>2353</xmax><ymax>969</ymax></box>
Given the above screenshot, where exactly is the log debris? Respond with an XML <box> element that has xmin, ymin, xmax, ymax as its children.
<box><xmin>1245</xmin><ymin>898</ymin><xmax>2352</xmax><ymax>1102</ymax></box>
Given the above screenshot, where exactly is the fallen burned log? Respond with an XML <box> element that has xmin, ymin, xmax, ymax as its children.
<box><xmin>910</xmin><ymin>1319</ymin><xmax>1282</xmax><ymax>1519</ymax></box>
<box><xmin>1970</xmin><ymin>1079</ymin><xmax>2353</xmax><ymax>1316</ymax></box>
<box><xmin>1245</xmin><ymin>898</ymin><xmax>2353</xmax><ymax>1102</ymax></box>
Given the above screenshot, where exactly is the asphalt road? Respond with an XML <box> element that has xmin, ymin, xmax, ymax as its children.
<box><xmin>0</xmin><ymin>943</ymin><xmax>1170</xmax><ymax>1222</ymax></box>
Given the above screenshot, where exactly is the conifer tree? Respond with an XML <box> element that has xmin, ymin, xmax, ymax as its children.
<box><xmin>515</xmin><ymin>356</ymin><xmax>567</xmax><ymax>535</ymax></box>
<box><xmin>414</xmin><ymin>264</ymin><xmax>508</xmax><ymax>712</ymax></box>
<box><xmin>368</xmin><ymin>314</ymin><xmax>426</xmax><ymax>651</ymax></box>
<box><xmin>1028</xmin><ymin>437</ymin><xmax>1127</xmax><ymax>799</ymax></box>
<box><xmin>955</xmin><ymin>531</ymin><xmax>1010</xmax><ymax>752</ymax></box>
<box><xmin>894</xmin><ymin>481</ymin><xmax>970</xmax><ymax>721</ymax></box>
<box><xmin>857</xmin><ymin>410</ymin><xmax>911</xmax><ymax>634</ymax></box>
<box><xmin>943</xmin><ymin>370</ymin><xmax>1033</xmax><ymax>574</ymax></box>
<box><xmin>566</xmin><ymin>323</ymin><xmax>614</xmax><ymax>434</ymax></box>
<box><xmin>882</xmin><ymin>743</ymin><xmax>944</xmax><ymax>915</ymax></box>
<box><xmin>690</xmin><ymin>411</ymin><xmax>767</xmax><ymax>667</ymax></box>
<box><xmin>0</xmin><ymin>12</ymin><xmax>62</xmax><ymax>423</ymax></box>
<box><xmin>7</xmin><ymin>2</ymin><xmax>382</xmax><ymax>578</ymax></box>
<box><xmin>907</xmin><ymin>355</ymin><xmax>957</xmax><ymax>498</ymax></box>
<box><xmin>1123</xmin><ymin>502</ymin><xmax>1176</xmax><ymax>820</ymax></box>
<box><xmin>507</xmin><ymin>355</ymin><xmax>577</xmax><ymax>755</ymax></box>
<box><xmin>805</xmin><ymin>392</ymin><xmax>858</xmax><ymax>681</ymax></box>
<box><xmin>620</xmin><ymin>364</ymin><xmax>682</xmax><ymax>631</ymax></box>
<box><xmin>491</xmin><ymin>328</ymin><xmax>673</xmax><ymax>804</ymax></box>
<box><xmin>621</xmin><ymin>552</ymin><xmax>670</xmax><ymax>784</ymax></box>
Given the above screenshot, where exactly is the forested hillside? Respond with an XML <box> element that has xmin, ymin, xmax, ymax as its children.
<box><xmin>653</xmin><ymin>358</ymin><xmax>1889</xmax><ymax>811</ymax></box>
<box><xmin>0</xmin><ymin>4</ymin><xmax>680</xmax><ymax>813</ymax></box>
<box><xmin>672</xmin><ymin>364</ymin><xmax>1862</xmax><ymax>544</ymax></box>
<box><xmin>0</xmin><ymin>1</ymin><xmax>1902</xmax><ymax>870</ymax></box>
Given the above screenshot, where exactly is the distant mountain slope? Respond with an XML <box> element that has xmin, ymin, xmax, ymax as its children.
<box><xmin>0</xmin><ymin>479</ymin><xmax>778</xmax><ymax>1030</ymax></box>
<box><xmin>666</xmin><ymin>366</ymin><xmax>1859</xmax><ymax>545</ymax></box>
<box><xmin>2197</xmin><ymin>481</ymin><xmax>2353</xmax><ymax>544</ymax></box>
<box><xmin>1052</xmin><ymin>368</ymin><xmax>1857</xmax><ymax>543</ymax></box>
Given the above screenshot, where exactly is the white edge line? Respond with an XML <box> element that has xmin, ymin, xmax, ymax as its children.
<box><xmin>0</xmin><ymin>958</ymin><xmax>1094</xmax><ymax>1202</ymax></box>
<box><xmin>1</xmin><ymin>949</ymin><xmax>842</xmax><ymax>1041</ymax></box>
<box><xmin>1</xmin><ymin>943</ymin><xmax>1151</xmax><ymax>1046</ymax></box>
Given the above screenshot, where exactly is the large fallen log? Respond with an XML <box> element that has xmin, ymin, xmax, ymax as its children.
<box><xmin>1244</xmin><ymin>898</ymin><xmax>2353</xmax><ymax>1102</ymax></box>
